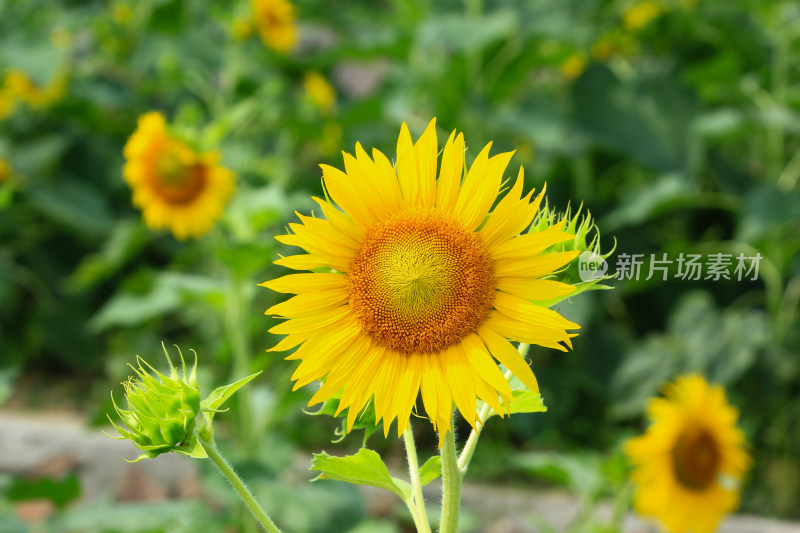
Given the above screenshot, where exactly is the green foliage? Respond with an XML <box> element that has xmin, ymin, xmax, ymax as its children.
<box><xmin>418</xmin><ymin>456</ymin><xmax>442</xmax><ymax>487</ymax></box>
<box><xmin>311</xmin><ymin>449</ymin><xmax>412</xmax><ymax>502</ymax></box>
<box><xmin>201</xmin><ymin>369</ymin><xmax>262</xmax><ymax>423</ymax></box>
<box><xmin>507</xmin><ymin>390</ymin><xmax>548</xmax><ymax>416</ymax></box>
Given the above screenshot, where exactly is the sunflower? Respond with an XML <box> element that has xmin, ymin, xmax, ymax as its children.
<box><xmin>123</xmin><ymin>112</ymin><xmax>235</xmax><ymax>240</ymax></box>
<box><xmin>303</xmin><ymin>71</ymin><xmax>336</xmax><ymax>115</ymax></box>
<box><xmin>625</xmin><ymin>374</ymin><xmax>751</xmax><ymax>533</ymax></box>
<box><xmin>251</xmin><ymin>0</ymin><xmax>297</xmax><ymax>53</ymax></box>
<box><xmin>262</xmin><ymin>119</ymin><xmax>581</xmax><ymax>439</ymax></box>
<box><xmin>623</xmin><ymin>0</ymin><xmax>662</xmax><ymax>32</ymax></box>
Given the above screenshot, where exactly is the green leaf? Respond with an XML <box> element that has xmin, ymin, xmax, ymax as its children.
<box><xmin>508</xmin><ymin>390</ymin><xmax>547</xmax><ymax>415</ymax></box>
<box><xmin>89</xmin><ymin>287</ymin><xmax>182</xmax><ymax>332</ymax></box>
<box><xmin>200</xmin><ymin>371</ymin><xmax>262</xmax><ymax>421</ymax></box>
<box><xmin>418</xmin><ymin>456</ymin><xmax>442</xmax><ymax>486</ymax></box>
<box><xmin>572</xmin><ymin>64</ymin><xmax>697</xmax><ymax>172</ymax></box>
<box><xmin>311</xmin><ymin>448</ymin><xmax>412</xmax><ymax>501</ymax></box>
<box><xmin>174</xmin><ymin>438</ymin><xmax>208</xmax><ymax>459</ymax></box>
<box><xmin>28</xmin><ymin>179</ymin><xmax>112</xmax><ymax>238</ymax></box>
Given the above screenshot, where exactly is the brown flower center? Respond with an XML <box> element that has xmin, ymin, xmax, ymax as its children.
<box><xmin>347</xmin><ymin>208</ymin><xmax>495</xmax><ymax>354</ymax></box>
<box><xmin>672</xmin><ymin>427</ymin><xmax>720</xmax><ymax>491</ymax></box>
<box><xmin>152</xmin><ymin>150</ymin><xmax>207</xmax><ymax>205</ymax></box>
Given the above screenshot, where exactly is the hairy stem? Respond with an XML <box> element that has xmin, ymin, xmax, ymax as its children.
<box><xmin>403</xmin><ymin>427</ymin><xmax>432</xmax><ymax>533</ymax></box>
<box><xmin>201</xmin><ymin>438</ymin><xmax>283</xmax><ymax>533</ymax></box>
<box><xmin>439</xmin><ymin>428</ymin><xmax>461</xmax><ymax>533</ymax></box>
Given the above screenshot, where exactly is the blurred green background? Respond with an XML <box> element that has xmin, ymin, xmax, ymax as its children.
<box><xmin>0</xmin><ymin>0</ymin><xmax>798</xmax><ymax>531</ymax></box>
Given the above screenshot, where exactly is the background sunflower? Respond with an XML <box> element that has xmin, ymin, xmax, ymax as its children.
<box><xmin>123</xmin><ymin>112</ymin><xmax>235</xmax><ymax>240</ymax></box>
<box><xmin>626</xmin><ymin>374</ymin><xmax>751</xmax><ymax>533</ymax></box>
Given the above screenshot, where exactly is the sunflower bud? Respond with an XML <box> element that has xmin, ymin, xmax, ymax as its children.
<box><xmin>531</xmin><ymin>202</ymin><xmax>615</xmax><ymax>292</ymax></box>
<box><xmin>108</xmin><ymin>346</ymin><xmax>206</xmax><ymax>462</ymax></box>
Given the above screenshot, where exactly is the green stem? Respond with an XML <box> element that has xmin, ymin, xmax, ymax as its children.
<box><xmin>439</xmin><ymin>428</ymin><xmax>461</xmax><ymax>533</ymax></box>
<box><xmin>201</xmin><ymin>438</ymin><xmax>283</xmax><ymax>533</ymax></box>
<box><xmin>403</xmin><ymin>427</ymin><xmax>432</xmax><ymax>533</ymax></box>
<box><xmin>458</xmin><ymin>343</ymin><xmax>529</xmax><ymax>474</ymax></box>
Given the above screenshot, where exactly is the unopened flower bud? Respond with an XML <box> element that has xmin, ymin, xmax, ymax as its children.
<box><xmin>108</xmin><ymin>345</ymin><xmax>206</xmax><ymax>462</ymax></box>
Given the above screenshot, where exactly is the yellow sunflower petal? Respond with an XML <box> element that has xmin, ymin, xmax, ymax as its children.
<box><xmin>442</xmin><ymin>344</ymin><xmax>479</xmax><ymax>430</ymax></box>
<box><xmin>394</xmin><ymin>353</ymin><xmax>423</xmax><ymax>436</ymax></box>
<box><xmin>478</xmin><ymin>325</ymin><xmax>539</xmax><ymax>393</ymax></box>
<box><xmin>480</xmin><ymin>170</ymin><xmax>546</xmax><ymax>248</ymax></box>
<box><xmin>494</xmin><ymin>250</ymin><xmax>581</xmax><ymax>278</ymax></box>
<box><xmin>274</xmin><ymin>254</ymin><xmax>329</xmax><ymax>270</ymax></box>
<box><xmin>494</xmin><ymin>291</ymin><xmax>580</xmax><ymax>330</ymax></box>
<box><xmin>321</xmin><ymin>163</ymin><xmax>378</xmax><ymax>229</ymax></box>
<box><xmin>261</xmin><ymin>273</ymin><xmax>346</xmax><ymax>293</ymax></box>
<box><xmin>412</xmin><ymin>118</ymin><xmax>438</xmax><ymax>208</ymax></box>
<box><xmin>436</xmin><ymin>130</ymin><xmax>465</xmax><ymax>212</ymax></box>
<box><xmin>265</xmin><ymin>287</ymin><xmax>348</xmax><ymax>317</ymax></box>
<box><xmin>356</xmin><ymin>144</ymin><xmax>404</xmax><ymax>214</ymax></box>
<box><xmin>268</xmin><ymin>305</ymin><xmax>351</xmax><ymax>335</ymax></box>
<box><xmin>454</xmin><ymin>144</ymin><xmax>515</xmax><ymax>230</ymax></box>
<box><xmin>490</xmin><ymin>222</ymin><xmax>571</xmax><ymax>260</ymax></box>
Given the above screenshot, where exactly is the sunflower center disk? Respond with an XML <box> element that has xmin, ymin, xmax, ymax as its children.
<box><xmin>348</xmin><ymin>208</ymin><xmax>495</xmax><ymax>354</ymax></box>
<box><xmin>672</xmin><ymin>427</ymin><xmax>721</xmax><ymax>491</ymax></box>
<box><xmin>153</xmin><ymin>149</ymin><xmax>206</xmax><ymax>205</ymax></box>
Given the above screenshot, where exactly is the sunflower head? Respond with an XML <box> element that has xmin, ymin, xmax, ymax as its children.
<box><xmin>123</xmin><ymin>112</ymin><xmax>235</xmax><ymax>240</ymax></box>
<box><xmin>263</xmin><ymin>119</ymin><xmax>589</xmax><ymax>441</ymax></box>
<box><xmin>625</xmin><ymin>374</ymin><xmax>751</xmax><ymax>533</ymax></box>
<box><xmin>252</xmin><ymin>0</ymin><xmax>297</xmax><ymax>53</ymax></box>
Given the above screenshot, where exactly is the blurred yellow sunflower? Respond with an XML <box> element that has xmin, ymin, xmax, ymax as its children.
<box><xmin>123</xmin><ymin>112</ymin><xmax>235</xmax><ymax>240</ymax></box>
<box><xmin>0</xmin><ymin>91</ymin><xmax>13</xmax><ymax>120</ymax></box>
<box><xmin>0</xmin><ymin>158</ymin><xmax>10</xmax><ymax>183</ymax></box>
<box><xmin>623</xmin><ymin>0</ymin><xmax>662</xmax><ymax>32</ymax></box>
<box><xmin>304</xmin><ymin>71</ymin><xmax>336</xmax><ymax>114</ymax></box>
<box><xmin>263</xmin><ymin>118</ymin><xmax>580</xmax><ymax>439</ymax></box>
<box><xmin>252</xmin><ymin>0</ymin><xmax>297</xmax><ymax>52</ymax></box>
<box><xmin>626</xmin><ymin>374</ymin><xmax>750</xmax><ymax>533</ymax></box>
<box><xmin>561</xmin><ymin>52</ymin><xmax>587</xmax><ymax>81</ymax></box>
<box><xmin>4</xmin><ymin>69</ymin><xmax>67</xmax><ymax>108</ymax></box>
